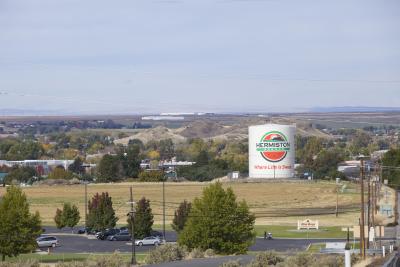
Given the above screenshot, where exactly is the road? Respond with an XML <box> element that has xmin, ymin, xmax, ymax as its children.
<box><xmin>42</xmin><ymin>227</ymin><xmax>348</xmax><ymax>254</ymax></box>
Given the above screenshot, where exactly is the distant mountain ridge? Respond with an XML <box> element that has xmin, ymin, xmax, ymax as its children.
<box><xmin>1</xmin><ymin>107</ymin><xmax>400</xmax><ymax>116</ymax></box>
<box><xmin>309</xmin><ymin>106</ymin><xmax>400</xmax><ymax>113</ymax></box>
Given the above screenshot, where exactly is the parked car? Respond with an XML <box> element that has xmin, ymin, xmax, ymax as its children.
<box><xmin>135</xmin><ymin>236</ymin><xmax>161</xmax><ymax>246</ymax></box>
<box><xmin>150</xmin><ymin>230</ymin><xmax>164</xmax><ymax>239</ymax></box>
<box><xmin>107</xmin><ymin>231</ymin><xmax>131</xmax><ymax>241</ymax></box>
<box><xmin>36</xmin><ymin>236</ymin><xmax>59</xmax><ymax>248</ymax></box>
<box><xmin>119</xmin><ymin>226</ymin><xmax>128</xmax><ymax>232</ymax></box>
<box><xmin>77</xmin><ymin>227</ymin><xmax>90</xmax><ymax>234</ymax></box>
<box><xmin>96</xmin><ymin>228</ymin><xmax>120</xmax><ymax>240</ymax></box>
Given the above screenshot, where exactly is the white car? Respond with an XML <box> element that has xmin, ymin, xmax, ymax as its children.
<box><xmin>135</xmin><ymin>236</ymin><xmax>161</xmax><ymax>246</ymax></box>
<box><xmin>36</xmin><ymin>236</ymin><xmax>59</xmax><ymax>248</ymax></box>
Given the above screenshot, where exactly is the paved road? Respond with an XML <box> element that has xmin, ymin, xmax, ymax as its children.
<box><xmin>41</xmin><ymin>227</ymin><xmax>350</xmax><ymax>254</ymax></box>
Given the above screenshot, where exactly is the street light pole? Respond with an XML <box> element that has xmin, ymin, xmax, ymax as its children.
<box><xmin>129</xmin><ymin>187</ymin><xmax>136</xmax><ymax>266</ymax></box>
<box><xmin>360</xmin><ymin>158</ymin><xmax>366</xmax><ymax>259</ymax></box>
<box><xmin>335</xmin><ymin>184</ymin><xmax>339</xmax><ymax>217</ymax></box>
<box><xmin>163</xmin><ymin>179</ymin><xmax>166</xmax><ymax>243</ymax></box>
<box><xmin>84</xmin><ymin>182</ymin><xmax>88</xmax><ymax>228</ymax></box>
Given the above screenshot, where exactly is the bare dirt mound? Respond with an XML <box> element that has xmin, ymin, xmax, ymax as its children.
<box><xmin>114</xmin><ymin>126</ymin><xmax>186</xmax><ymax>145</ymax></box>
<box><xmin>176</xmin><ymin>120</ymin><xmax>228</xmax><ymax>139</ymax></box>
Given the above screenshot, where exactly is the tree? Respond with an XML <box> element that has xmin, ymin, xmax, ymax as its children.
<box><xmin>68</xmin><ymin>157</ymin><xmax>85</xmax><ymax>175</ymax></box>
<box><xmin>62</xmin><ymin>203</ymin><xmax>81</xmax><ymax>231</ymax></box>
<box><xmin>382</xmin><ymin>149</ymin><xmax>400</xmax><ymax>188</ymax></box>
<box><xmin>128</xmin><ymin>197</ymin><xmax>154</xmax><ymax>239</ymax></box>
<box><xmin>87</xmin><ymin>192</ymin><xmax>118</xmax><ymax>231</ymax></box>
<box><xmin>97</xmin><ymin>155</ymin><xmax>124</xmax><ymax>182</ymax></box>
<box><xmin>119</xmin><ymin>144</ymin><xmax>141</xmax><ymax>178</ymax></box>
<box><xmin>54</xmin><ymin>203</ymin><xmax>80</xmax><ymax>231</ymax></box>
<box><xmin>54</xmin><ymin>208</ymin><xmax>65</xmax><ymax>229</ymax></box>
<box><xmin>5</xmin><ymin>141</ymin><xmax>43</xmax><ymax>161</ymax></box>
<box><xmin>48</xmin><ymin>166</ymin><xmax>74</xmax><ymax>180</ymax></box>
<box><xmin>178</xmin><ymin>183</ymin><xmax>255</xmax><ymax>254</ymax></box>
<box><xmin>171</xmin><ymin>200</ymin><xmax>191</xmax><ymax>233</ymax></box>
<box><xmin>4</xmin><ymin>166</ymin><xmax>36</xmax><ymax>184</ymax></box>
<box><xmin>311</xmin><ymin>149</ymin><xmax>345</xmax><ymax>179</ymax></box>
<box><xmin>159</xmin><ymin>139</ymin><xmax>174</xmax><ymax>160</ymax></box>
<box><xmin>0</xmin><ymin>186</ymin><xmax>42</xmax><ymax>261</ymax></box>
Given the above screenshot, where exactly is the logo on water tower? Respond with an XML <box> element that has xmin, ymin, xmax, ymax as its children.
<box><xmin>255</xmin><ymin>131</ymin><xmax>291</xmax><ymax>162</ymax></box>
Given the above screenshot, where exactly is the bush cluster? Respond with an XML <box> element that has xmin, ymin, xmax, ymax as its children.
<box><xmin>54</xmin><ymin>253</ymin><xmax>127</xmax><ymax>267</ymax></box>
<box><xmin>0</xmin><ymin>259</ymin><xmax>39</xmax><ymax>267</ymax></box>
<box><xmin>219</xmin><ymin>252</ymin><xmax>360</xmax><ymax>267</ymax></box>
<box><xmin>145</xmin><ymin>244</ymin><xmax>188</xmax><ymax>264</ymax></box>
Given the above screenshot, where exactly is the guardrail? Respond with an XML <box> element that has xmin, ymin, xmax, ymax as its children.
<box><xmin>320</xmin><ymin>248</ymin><xmax>383</xmax><ymax>255</ymax></box>
<box><xmin>382</xmin><ymin>253</ymin><xmax>399</xmax><ymax>267</ymax></box>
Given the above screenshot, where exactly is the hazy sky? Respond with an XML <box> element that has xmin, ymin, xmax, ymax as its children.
<box><xmin>0</xmin><ymin>0</ymin><xmax>399</xmax><ymax>114</ymax></box>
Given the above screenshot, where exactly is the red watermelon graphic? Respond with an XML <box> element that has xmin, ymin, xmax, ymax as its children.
<box><xmin>258</xmin><ymin>131</ymin><xmax>290</xmax><ymax>162</ymax></box>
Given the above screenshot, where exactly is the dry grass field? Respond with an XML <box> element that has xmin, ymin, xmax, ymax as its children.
<box><xmin>0</xmin><ymin>181</ymin><xmax>363</xmax><ymax>226</ymax></box>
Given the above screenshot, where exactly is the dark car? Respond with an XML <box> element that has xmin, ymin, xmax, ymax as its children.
<box><xmin>77</xmin><ymin>227</ymin><xmax>98</xmax><ymax>235</ymax></box>
<box><xmin>150</xmin><ymin>230</ymin><xmax>163</xmax><ymax>239</ymax></box>
<box><xmin>77</xmin><ymin>227</ymin><xmax>89</xmax><ymax>234</ymax></box>
<box><xmin>97</xmin><ymin>228</ymin><xmax>120</xmax><ymax>240</ymax></box>
<box><xmin>107</xmin><ymin>231</ymin><xmax>131</xmax><ymax>241</ymax></box>
<box><xmin>119</xmin><ymin>227</ymin><xmax>128</xmax><ymax>232</ymax></box>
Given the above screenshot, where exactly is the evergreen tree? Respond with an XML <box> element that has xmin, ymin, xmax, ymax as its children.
<box><xmin>68</xmin><ymin>157</ymin><xmax>85</xmax><ymax>175</ymax></box>
<box><xmin>178</xmin><ymin>183</ymin><xmax>255</xmax><ymax>254</ymax></box>
<box><xmin>87</xmin><ymin>192</ymin><xmax>117</xmax><ymax>231</ymax></box>
<box><xmin>0</xmin><ymin>186</ymin><xmax>42</xmax><ymax>261</ymax></box>
<box><xmin>97</xmin><ymin>155</ymin><xmax>124</xmax><ymax>182</ymax></box>
<box><xmin>171</xmin><ymin>200</ymin><xmax>191</xmax><ymax>233</ymax></box>
<box><xmin>128</xmin><ymin>197</ymin><xmax>154</xmax><ymax>239</ymax></box>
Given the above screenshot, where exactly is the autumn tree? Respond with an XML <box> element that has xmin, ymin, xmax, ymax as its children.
<box><xmin>171</xmin><ymin>200</ymin><xmax>191</xmax><ymax>233</ymax></box>
<box><xmin>87</xmin><ymin>192</ymin><xmax>117</xmax><ymax>231</ymax></box>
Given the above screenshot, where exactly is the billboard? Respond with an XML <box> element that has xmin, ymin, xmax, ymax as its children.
<box><xmin>249</xmin><ymin>124</ymin><xmax>296</xmax><ymax>178</ymax></box>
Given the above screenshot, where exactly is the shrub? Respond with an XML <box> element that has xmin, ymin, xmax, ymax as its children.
<box><xmin>188</xmin><ymin>248</ymin><xmax>205</xmax><ymax>259</ymax></box>
<box><xmin>0</xmin><ymin>259</ymin><xmax>39</xmax><ymax>267</ymax></box>
<box><xmin>247</xmin><ymin>251</ymin><xmax>284</xmax><ymax>266</ymax></box>
<box><xmin>55</xmin><ymin>262</ymin><xmax>86</xmax><ymax>267</ymax></box>
<box><xmin>204</xmin><ymin>248</ymin><xmax>216</xmax><ymax>258</ymax></box>
<box><xmin>138</xmin><ymin>170</ymin><xmax>165</xmax><ymax>182</ymax></box>
<box><xmin>351</xmin><ymin>253</ymin><xmax>360</xmax><ymax>265</ymax></box>
<box><xmin>145</xmin><ymin>244</ymin><xmax>188</xmax><ymax>264</ymax></box>
<box><xmin>311</xmin><ymin>255</ymin><xmax>343</xmax><ymax>267</ymax></box>
<box><xmin>55</xmin><ymin>253</ymin><xmax>127</xmax><ymax>267</ymax></box>
<box><xmin>219</xmin><ymin>259</ymin><xmax>243</xmax><ymax>267</ymax></box>
<box><xmin>87</xmin><ymin>252</ymin><xmax>127</xmax><ymax>267</ymax></box>
<box><xmin>276</xmin><ymin>252</ymin><xmax>316</xmax><ymax>267</ymax></box>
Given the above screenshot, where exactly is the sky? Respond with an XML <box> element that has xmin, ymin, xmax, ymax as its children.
<box><xmin>0</xmin><ymin>0</ymin><xmax>399</xmax><ymax>115</ymax></box>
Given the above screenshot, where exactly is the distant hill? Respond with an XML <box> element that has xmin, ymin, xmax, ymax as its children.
<box><xmin>113</xmin><ymin>118</ymin><xmax>330</xmax><ymax>144</ymax></box>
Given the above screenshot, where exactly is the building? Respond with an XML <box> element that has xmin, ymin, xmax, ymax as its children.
<box><xmin>248</xmin><ymin>124</ymin><xmax>296</xmax><ymax>178</ymax></box>
<box><xmin>0</xmin><ymin>159</ymin><xmax>75</xmax><ymax>175</ymax></box>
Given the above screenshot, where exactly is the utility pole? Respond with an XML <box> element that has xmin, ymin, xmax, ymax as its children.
<box><xmin>367</xmin><ymin>171</ymin><xmax>371</xmax><ymax>249</ymax></box>
<box><xmin>84</xmin><ymin>183</ymin><xmax>88</xmax><ymax>228</ymax></box>
<box><xmin>360</xmin><ymin>158</ymin><xmax>366</xmax><ymax>259</ymax></box>
<box><xmin>129</xmin><ymin>186</ymin><xmax>136</xmax><ymax>266</ymax></box>
<box><xmin>162</xmin><ymin>179</ymin><xmax>166</xmax><ymax>243</ymax></box>
<box><xmin>335</xmin><ymin>184</ymin><xmax>339</xmax><ymax>217</ymax></box>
